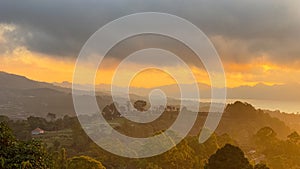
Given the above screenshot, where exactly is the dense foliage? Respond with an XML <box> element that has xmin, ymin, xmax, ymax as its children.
<box><xmin>68</xmin><ymin>156</ymin><xmax>106</xmax><ymax>169</ymax></box>
<box><xmin>204</xmin><ymin>144</ymin><xmax>253</xmax><ymax>169</ymax></box>
<box><xmin>1</xmin><ymin>101</ymin><xmax>300</xmax><ymax>168</ymax></box>
<box><xmin>0</xmin><ymin>122</ymin><xmax>52</xmax><ymax>168</ymax></box>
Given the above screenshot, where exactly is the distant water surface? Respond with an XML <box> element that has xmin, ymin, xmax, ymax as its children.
<box><xmin>200</xmin><ymin>99</ymin><xmax>300</xmax><ymax>114</ymax></box>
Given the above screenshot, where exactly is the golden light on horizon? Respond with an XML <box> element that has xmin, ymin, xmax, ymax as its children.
<box><xmin>0</xmin><ymin>47</ymin><xmax>75</xmax><ymax>83</ymax></box>
<box><xmin>262</xmin><ymin>64</ymin><xmax>272</xmax><ymax>72</ymax></box>
<box><xmin>129</xmin><ymin>68</ymin><xmax>177</xmax><ymax>88</ymax></box>
<box><xmin>1</xmin><ymin>47</ymin><xmax>299</xmax><ymax>88</ymax></box>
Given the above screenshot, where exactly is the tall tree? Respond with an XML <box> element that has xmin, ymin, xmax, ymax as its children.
<box><xmin>287</xmin><ymin>131</ymin><xmax>300</xmax><ymax>144</ymax></box>
<box><xmin>204</xmin><ymin>144</ymin><xmax>253</xmax><ymax>169</ymax></box>
<box><xmin>133</xmin><ymin>100</ymin><xmax>147</xmax><ymax>112</ymax></box>
<box><xmin>47</xmin><ymin>113</ymin><xmax>56</xmax><ymax>121</ymax></box>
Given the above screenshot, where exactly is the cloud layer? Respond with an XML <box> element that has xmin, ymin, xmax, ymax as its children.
<box><xmin>0</xmin><ymin>0</ymin><xmax>299</xmax><ymax>65</ymax></box>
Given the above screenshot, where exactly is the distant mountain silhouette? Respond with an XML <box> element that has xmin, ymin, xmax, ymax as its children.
<box><xmin>0</xmin><ymin>71</ymin><xmax>71</xmax><ymax>93</ymax></box>
<box><xmin>0</xmin><ymin>72</ymin><xmax>144</xmax><ymax>119</ymax></box>
<box><xmin>0</xmin><ymin>72</ymin><xmax>79</xmax><ymax>119</ymax></box>
<box><xmin>227</xmin><ymin>83</ymin><xmax>300</xmax><ymax>101</ymax></box>
<box><xmin>54</xmin><ymin>81</ymin><xmax>211</xmax><ymax>99</ymax></box>
<box><xmin>54</xmin><ymin>79</ymin><xmax>300</xmax><ymax>101</ymax></box>
<box><xmin>0</xmin><ymin>71</ymin><xmax>55</xmax><ymax>90</ymax></box>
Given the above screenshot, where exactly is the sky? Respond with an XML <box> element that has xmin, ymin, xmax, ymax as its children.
<box><xmin>0</xmin><ymin>0</ymin><xmax>300</xmax><ymax>88</ymax></box>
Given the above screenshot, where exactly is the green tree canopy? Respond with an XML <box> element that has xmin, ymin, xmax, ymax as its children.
<box><xmin>204</xmin><ymin>144</ymin><xmax>253</xmax><ymax>169</ymax></box>
<box><xmin>68</xmin><ymin>156</ymin><xmax>106</xmax><ymax>169</ymax></box>
<box><xmin>254</xmin><ymin>163</ymin><xmax>270</xmax><ymax>169</ymax></box>
<box><xmin>133</xmin><ymin>100</ymin><xmax>147</xmax><ymax>112</ymax></box>
<box><xmin>0</xmin><ymin>122</ymin><xmax>51</xmax><ymax>169</ymax></box>
<box><xmin>287</xmin><ymin>131</ymin><xmax>300</xmax><ymax>144</ymax></box>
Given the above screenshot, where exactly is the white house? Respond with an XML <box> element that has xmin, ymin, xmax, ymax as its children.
<box><xmin>31</xmin><ymin>128</ymin><xmax>45</xmax><ymax>135</ymax></box>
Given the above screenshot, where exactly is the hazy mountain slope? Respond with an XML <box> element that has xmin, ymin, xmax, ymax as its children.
<box><xmin>0</xmin><ymin>71</ymin><xmax>54</xmax><ymax>89</ymax></box>
<box><xmin>55</xmin><ymin>80</ymin><xmax>300</xmax><ymax>101</ymax></box>
<box><xmin>266</xmin><ymin>110</ymin><xmax>300</xmax><ymax>134</ymax></box>
<box><xmin>227</xmin><ymin>83</ymin><xmax>300</xmax><ymax>101</ymax></box>
<box><xmin>0</xmin><ymin>71</ymin><xmax>72</xmax><ymax>93</ymax></box>
<box><xmin>0</xmin><ymin>72</ymin><xmax>129</xmax><ymax>119</ymax></box>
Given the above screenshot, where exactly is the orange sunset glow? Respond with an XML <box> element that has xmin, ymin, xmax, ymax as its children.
<box><xmin>1</xmin><ymin>46</ymin><xmax>299</xmax><ymax>88</ymax></box>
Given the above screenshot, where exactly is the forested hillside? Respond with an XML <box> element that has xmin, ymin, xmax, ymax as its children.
<box><xmin>1</xmin><ymin>101</ymin><xmax>299</xmax><ymax>168</ymax></box>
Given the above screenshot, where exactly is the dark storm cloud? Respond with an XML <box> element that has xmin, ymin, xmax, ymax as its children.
<box><xmin>0</xmin><ymin>0</ymin><xmax>299</xmax><ymax>63</ymax></box>
<box><xmin>0</xmin><ymin>0</ymin><xmax>124</xmax><ymax>56</ymax></box>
